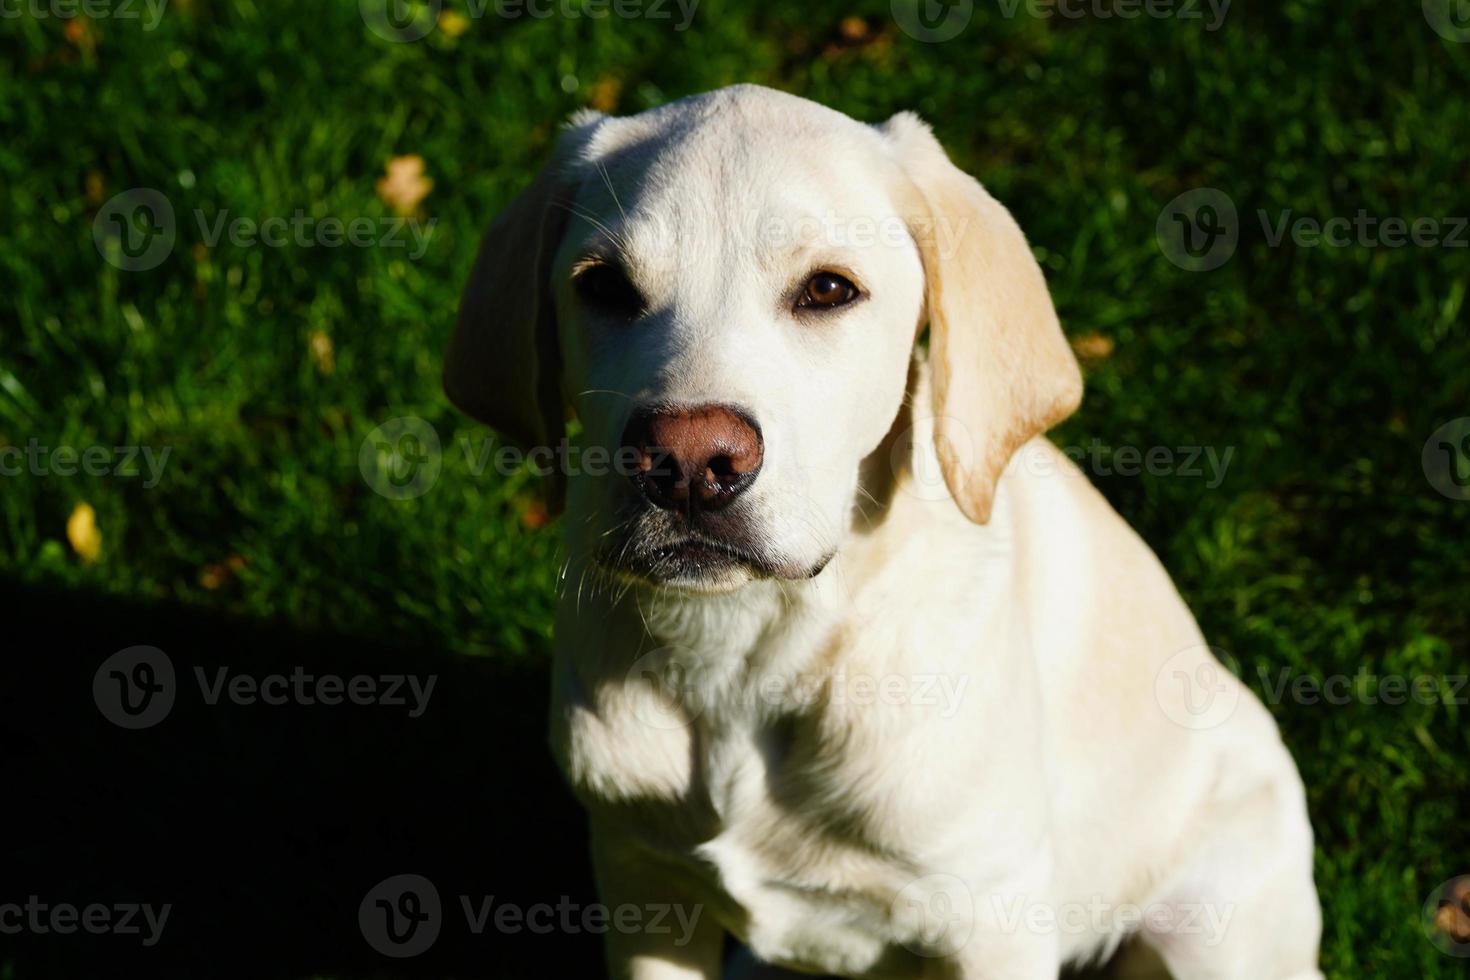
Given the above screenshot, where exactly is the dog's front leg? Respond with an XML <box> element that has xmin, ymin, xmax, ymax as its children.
<box><xmin>916</xmin><ymin>858</ymin><xmax>1063</xmax><ymax>980</ymax></box>
<box><xmin>937</xmin><ymin>929</ymin><xmax>1062</xmax><ymax>980</ymax></box>
<box><xmin>592</xmin><ymin>831</ymin><xmax>725</xmax><ymax>980</ymax></box>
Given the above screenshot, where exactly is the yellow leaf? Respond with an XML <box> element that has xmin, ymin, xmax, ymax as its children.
<box><xmin>308</xmin><ymin>329</ymin><xmax>336</xmax><ymax>376</ymax></box>
<box><xmin>589</xmin><ymin>77</ymin><xmax>623</xmax><ymax>114</ymax></box>
<box><xmin>67</xmin><ymin>503</ymin><xmax>103</xmax><ymax>563</ymax></box>
<box><xmin>1070</xmin><ymin>333</ymin><xmax>1116</xmax><ymax>360</ymax></box>
<box><xmin>376</xmin><ymin>155</ymin><xmax>434</xmax><ymax>218</ymax></box>
<box><xmin>438</xmin><ymin>9</ymin><xmax>470</xmax><ymax>36</ymax></box>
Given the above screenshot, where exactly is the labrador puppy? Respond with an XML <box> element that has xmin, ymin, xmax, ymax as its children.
<box><xmin>444</xmin><ymin>85</ymin><xmax>1322</xmax><ymax>980</ymax></box>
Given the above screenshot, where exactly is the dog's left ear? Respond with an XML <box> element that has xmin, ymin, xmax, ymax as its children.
<box><xmin>880</xmin><ymin>112</ymin><xmax>1082</xmax><ymax>524</ymax></box>
<box><xmin>444</xmin><ymin>111</ymin><xmax>605</xmax><ymax>509</ymax></box>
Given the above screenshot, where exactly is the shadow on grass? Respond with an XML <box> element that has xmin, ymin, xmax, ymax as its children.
<box><xmin>0</xmin><ymin>579</ymin><xmax>1134</xmax><ymax>980</ymax></box>
<box><xmin>0</xmin><ymin>577</ymin><xmax>600</xmax><ymax>979</ymax></box>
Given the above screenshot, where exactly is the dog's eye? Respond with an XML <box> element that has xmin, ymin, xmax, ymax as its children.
<box><xmin>575</xmin><ymin>263</ymin><xmax>645</xmax><ymax>318</ymax></box>
<box><xmin>797</xmin><ymin>272</ymin><xmax>860</xmax><ymax>311</ymax></box>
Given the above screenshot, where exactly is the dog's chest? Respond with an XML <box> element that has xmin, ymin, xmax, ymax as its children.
<box><xmin>568</xmin><ymin>689</ymin><xmax>929</xmax><ymax>977</ymax></box>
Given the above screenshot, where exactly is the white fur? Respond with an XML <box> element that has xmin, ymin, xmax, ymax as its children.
<box><xmin>455</xmin><ymin>85</ymin><xmax>1323</xmax><ymax>980</ymax></box>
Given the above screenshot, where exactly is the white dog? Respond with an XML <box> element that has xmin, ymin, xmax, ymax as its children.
<box><xmin>444</xmin><ymin>85</ymin><xmax>1323</xmax><ymax>980</ymax></box>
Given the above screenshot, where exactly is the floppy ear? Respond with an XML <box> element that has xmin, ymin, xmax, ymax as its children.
<box><xmin>443</xmin><ymin>112</ymin><xmax>604</xmax><ymax>503</ymax></box>
<box><xmin>881</xmin><ymin>112</ymin><xmax>1083</xmax><ymax>524</ymax></box>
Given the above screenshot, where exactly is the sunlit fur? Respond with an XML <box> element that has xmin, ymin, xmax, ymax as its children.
<box><xmin>446</xmin><ymin>86</ymin><xmax>1323</xmax><ymax>980</ymax></box>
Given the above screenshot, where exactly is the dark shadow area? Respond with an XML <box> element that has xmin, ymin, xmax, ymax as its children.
<box><xmin>0</xmin><ymin>577</ymin><xmax>601</xmax><ymax>979</ymax></box>
<box><xmin>0</xmin><ymin>578</ymin><xmax>1134</xmax><ymax>980</ymax></box>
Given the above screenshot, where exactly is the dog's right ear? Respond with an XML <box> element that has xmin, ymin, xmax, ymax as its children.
<box><xmin>444</xmin><ymin>112</ymin><xmax>605</xmax><ymax>456</ymax></box>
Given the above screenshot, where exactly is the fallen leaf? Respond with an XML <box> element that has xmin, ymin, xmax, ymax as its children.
<box><xmin>67</xmin><ymin>502</ymin><xmax>102</xmax><ymax>563</ymax></box>
<box><xmin>64</xmin><ymin>17</ymin><xmax>98</xmax><ymax>54</ymax></box>
<box><xmin>308</xmin><ymin>330</ymin><xmax>336</xmax><ymax>376</ymax></box>
<box><xmin>1071</xmin><ymin>333</ymin><xmax>1116</xmax><ymax>360</ymax></box>
<box><xmin>589</xmin><ymin>77</ymin><xmax>623</xmax><ymax>114</ymax></box>
<box><xmin>85</xmin><ymin>172</ymin><xmax>106</xmax><ymax>206</ymax></box>
<box><xmin>438</xmin><ymin>9</ymin><xmax>470</xmax><ymax>36</ymax></box>
<box><xmin>376</xmin><ymin>155</ymin><xmax>433</xmax><ymax>217</ymax></box>
<box><xmin>199</xmin><ymin>554</ymin><xmax>247</xmax><ymax>590</ymax></box>
<box><xmin>1435</xmin><ymin>901</ymin><xmax>1470</xmax><ymax>943</ymax></box>
<box><xmin>520</xmin><ymin>498</ymin><xmax>551</xmax><ymax>530</ymax></box>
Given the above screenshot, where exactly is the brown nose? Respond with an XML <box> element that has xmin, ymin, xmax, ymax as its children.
<box><xmin>622</xmin><ymin>404</ymin><xmax>763</xmax><ymax>513</ymax></box>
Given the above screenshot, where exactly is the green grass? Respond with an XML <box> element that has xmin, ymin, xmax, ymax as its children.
<box><xmin>2</xmin><ymin>0</ymin><xmax>1469</xmax><ymax>976</ymax></box>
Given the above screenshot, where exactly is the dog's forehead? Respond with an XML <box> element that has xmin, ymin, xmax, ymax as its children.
<box><xmin>570</xmin><ymin>86</ymin><xmax>900</xmax><ymax>246</ymax></box>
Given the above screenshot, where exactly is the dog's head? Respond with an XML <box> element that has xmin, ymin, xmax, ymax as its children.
<box><xmin>445</xmin><ymin>85</ymin><xmax>1081</xmax><ymax>594</ymax></box>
